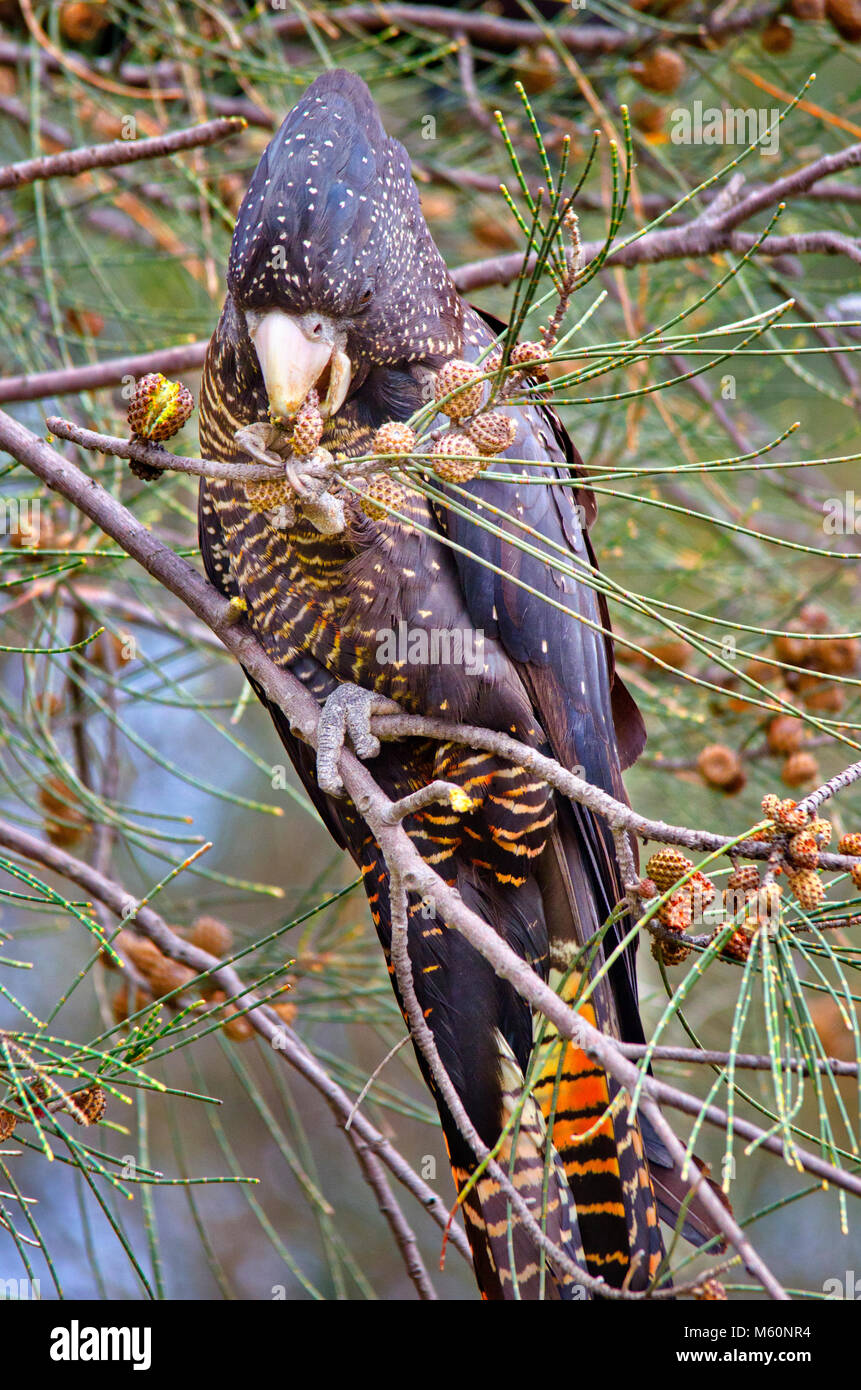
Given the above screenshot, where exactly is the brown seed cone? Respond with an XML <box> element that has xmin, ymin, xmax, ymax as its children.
<box><xmin>773</xmin><ymin>631</ymin><xmax>809</xmax><ymax>664</ymax></box>
<box><xmin>766</xmin><ymin>714</ymin><xmax>804</xmax><ymax>755</ymax></box>
<box><xmin>727</xmin><ymin>865</ymin><xmax>761</xmax><ymax>894</ymax></box>
<box><xmin>114</xmin><ymin>930</ymin><xmax>164</xmax><ymax>976</ymax></box>
<box><xmin>429</xmin><ymin>433</ymin><xmax>485</xmax><ymax>484</ymax></box>
<box><xmin>693</xmin><ymin>1277</ymin><xmax>728</xmax><ymax>1300</ymax></box>
<box><xmin>789</xmin><ymin>830</ymin><xmax>820</xmax><ymax>869</ymax></box>
<box><xmin>92</xmin><ymin>630</ymin><xmax>134</xmax><ymax>670</ymax></box>
<box><xmin>359</xmin><ymin>473</ymin><xmax>411</xmax><ymax>521</ymax></box>
<box><xmin>127</xmin><ymin>373</ymin><xmax>193</xmax><ymax>442</ymax></box>
<box><xmin>483</xmin><ymin>348</ymin><xmax>504</xmax><ymax>375</ymax></box>
<box><xmin>781</xmin><ymin>750</ymin><xmax>820</xmax><ymax>788</ymax></box>
<box><xmin>761</xmin><ymin>17</ymin><xmax>794</xmax><ymax>51</ymax></box>
<box><xmin>647</xmin><ymin>638</ymin><xmax>693</xmax><ymax>669</ymax></box>
<box><xmin>128</xmin><ymin>457</ymin><xmax>167</xmax><ymax>483</ymax></box>
<box><xmin>44</xmin><ymin>819</ymin><xmax>90</xmax><ymax>849</ymax></box>
<box><xmin>827</xmin><ymin>0</ymin><xmax>861</xmax><ymax>40</ymax></box>
<box><xmin>222</xmin><ymin>1004</ymin><xmax>255</xmax><ymax>1042</ymax></box>
<box><xmin>802</xmin><ymin>680</ymin><xmax>845</xmax><ymax>713</ymax></box>
<box><xmin>788</xmin><ymin>867</ymin><xmax>825</xmax><ymax>910</ymax></box>
<box><xmin>146</xmin><ymin>956</ymin><xmax>196</xmax><ymax>999</ymax></box>
<box><xmin>814</xmin><ymin>636</ymin><xmax>859</xmax><ymax>675</ymax></box>
<box><xmin>762</xmin><ymin>795</ymin><xmax>809</xmax><ymax>831</ymax></box>
<box><xmin>244</xmin><ymin>475</ymin><xmax>295</xmax><ymax>511</ymax></box>
<box><xmin>466</xmin><ymin>411</ymin><xmax>517</xmax><ymax>458</ymax></box>
<box><xmin>34</xmin><ymin>692</ymin><xmax>63</xmax><ymax>718</ymax></box>
<box><xmin>810</xmin><ymin>818</ymin><xmax>832</xmax><ymax>846</ymax></box>
<box><xmin>776</xmin><ymin>797</ymin><xmax>811</xmax><ymax>830</ymax></box>
<box><xmin>433</xmin><ymin>359</ymin><xmax>485</xmax><ymax>420</ymax></box>
<box><xmin>697</xmin><ymin>743</ymin><xmax>746</xmax><ymax>793</ymax></box>
<box><xmin>687</xmin><ymin>870</ymin><xmax>716</xmax><ymax>911</ymax></box>
<box><xmin>509</xmin><ymin>341</ymin><xmax>549</xmax><ymax>379</ymax></box>
<box><xmin>799</xmin><ymin>603</ymin><xmax>830</xmax><ymax>633</ymax></box>
<box><xmin>60</xmin><ymin>3</ymin><xmax>111</xmax><ymax>43</ymax></box>
<box><xmin>757</xmin><ymin>882</ymin><xmax>782</xmax><ymax>920</ymax></box>
<box><xmin>0</xmin><ymin>1108</ymin><xmax>17</xmax><ymax>1140</ymax></box>
<box><xmin>38</xmin><ymin>774</ymin><xmax>90</xmax><ymax>845</ymax></box>
<box><xmin>651</xmin><ymin>932</ymin><xmax>692</xmax><ymax>966</ymax></box>
<box><xmin>64</xmin><ymin>306</ymin><xmax>105</xmax><ymax>338</ymax></box>
<box><xmin>630</xmin><ymin>98</ymin><xmax>665</xmax><ymax>135</ymax></box>
<box><xmin>723</xmin><ymin>886</ymin><xmax>757</xmax><ymax>920</ymax></box>
<box><xmin>67</xmin><ymin>1085</ymin><xmax>106</xmax><ymax>1126</ymax></box>
<box><xmin>810</xmin><ymin>994</ymin><xmax>857</xmax><ymax>1060</ymax></box>
<box><xmin>852</xmin><ymin>864</ymin><xmax>861</xmax><ymax>890</ymax></box>
<box><xmin>372</xmin><ymin>421</ymin><xmax>417</xmax><ymax>459</ymax></box>
<box><xmin>513</xmin><ymin>42</ymin><xmax>560</xmax><ymax>94</ymax></box>
<box><xmin>631</xmin><ymin>47</ymin><xmax>686</xmax><ymax>94</ymax></box>
<box><xmin>470</xmin><ymin>210</ymin><xmax>518</xmax><ymax>252</ymax></box>
<box><xmin>8</xmin><ymin>506</ymin><xmax>56</xmax><ymax>548</ymax></box>
<box><xmin>189</xmin><ymin>914</ymin><xmax>233</xmax><ymax>958</ymax></box>
<box><xmin>291</xmin><ymin>392</ymin><xmax>324</xmax><ymax>457</ymax></box>
<box><xmin>791</xmin><ymin>0</ymin><xmax>825</xmax><ymax>16</ymax></box>
<box><xmin>645</xmin><ymin>847</ymin><xmax>694</xmax><ymax>894</ymax></box>
<box><xmin>657</xmin><ymin>892</ymin><xmax>693</xmax><ymax>933</ymax></box>
<box><xmin>838</xmin><ymin>832</ymin><xmax>861</xmax><ymax>856</ymax></box>
<box><xmin>722</xmin><ymin>928</ymin><xmax>753</xmax><ymax>962</ymax></box>
<box><xmin>273</xmin><ymin>1000</ymin><xmax>297</xmax><ymax>1027</ymax></box>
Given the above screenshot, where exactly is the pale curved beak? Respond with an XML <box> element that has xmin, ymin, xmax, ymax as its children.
<box><xmin>249</xmin><ymin>310</ymin><xmax>352</xmax><ymax>423</ymax></box>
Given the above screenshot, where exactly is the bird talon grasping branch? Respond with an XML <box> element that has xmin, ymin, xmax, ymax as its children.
<box><xmin>316</xmin><ymin>685</ymin><xmax>402</xmax><ymax>797</ymax></box>
<box><xmin>233</xmin><ymin>420</ymin><xmax>291</xmax><ymax>468</ymax></box>
<box><xmin>233</xmin><ymin>421</ymin><xmax>346</xmax><ymax>533</ymax></box>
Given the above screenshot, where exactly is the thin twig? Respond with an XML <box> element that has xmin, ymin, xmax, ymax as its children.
<box><xmin>46</xmin><ymin>418</ymin><xmax>283</xmax><ymax>483</ymax></box>
<box><xmin>0</xmin><ymin>343</ymin><xmax>208</xmax><ymax>405</ymax></box>
<box><xmin>270</xmin><ymin>3</ymin><xmax>779</xmax><ymax>52</ymax></box>
<box><xmin>0</xmin><ymin>116</ymin><xmax>245</xmax><ymax>191</ymax></box>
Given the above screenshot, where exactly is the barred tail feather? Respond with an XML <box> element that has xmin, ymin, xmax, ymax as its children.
<box><xmin>532</xmin><ymin>971</ymin><xmax>664</xmax><ymax>1291</ymax></box>
<box><xmin>448</xmin><ymin>1030</ymin><xmax>589</xmax><ymax>1301</ymax></box>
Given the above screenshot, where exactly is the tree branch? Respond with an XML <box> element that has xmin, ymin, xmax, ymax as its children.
<box><xmin>270</xmin><ymin>3</ymin><xmax>780</xmax><ymax>53</ymax></box>
<box><xmin>46</xmin><ymin>418</ymin><xmax>285</xmax><ymax>484</ymax></box>
<box><xmin>0</xmin><ymin>343</ymin><xmax>209</xmax><ymax>406</ymax></box>
<box><xmin>0</xmin><ymin>116</ymin><xmax>245</xmax><ymax>192</ymax></box>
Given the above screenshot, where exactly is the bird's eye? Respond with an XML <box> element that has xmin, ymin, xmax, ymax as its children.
<box><xmin>309</xmin><ymin>319</ymin><xmax>325</xmax><ymax>339</ymax></box>
<box><xmin>357</xmin><ymin>282</ymin><xmax>374</xmax><ymax>309</ymax></box>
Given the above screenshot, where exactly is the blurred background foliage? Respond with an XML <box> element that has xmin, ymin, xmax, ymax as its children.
<box><xmin>0</xmin><ymin>0</ymin><xmax>860</xmax><ymax>1299</ymax></box>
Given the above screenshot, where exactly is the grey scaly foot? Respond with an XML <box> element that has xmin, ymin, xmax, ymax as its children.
<box><xmin>316</xmin><ymin>684</ymin><xmax>402</xmax><ymax>796</ymax></box>
<box><xmin>234</xmin><ymin>424</ymin><xmax>344</xmax><ymax>535</ymax></box>
<box><xmin>234</xmin><ymin>421</ymin><xmax>290</xmax><ymax>466</ymax></box>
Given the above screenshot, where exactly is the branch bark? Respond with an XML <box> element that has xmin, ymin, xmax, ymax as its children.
<box><xmin>270</xmin><ymin>3</ymin><xmax>780</xmax><ymax>53</ymax></box>
<box><xmin>0</xmin><ymin>116</ymin><xmax>245</xmax><ymax>191</ymax></box>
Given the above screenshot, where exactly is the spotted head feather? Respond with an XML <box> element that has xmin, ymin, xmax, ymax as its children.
<box><xmin>228</xmin><ymin>70</ymin><xmax>463</xmax><ymax>371</ymax></box>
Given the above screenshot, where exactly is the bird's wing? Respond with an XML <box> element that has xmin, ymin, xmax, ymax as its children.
<box><xmin>429</xmin><ymin>308</ymin><xmax>645</xmax><ymax>1027</ymax></box>
<box><xmin>435</xmin><ymin>308</ymin><xmax>728</xmax><ymax>1257</ymax></box>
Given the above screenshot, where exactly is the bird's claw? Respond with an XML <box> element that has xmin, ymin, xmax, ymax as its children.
<box><xmin>234</xmin><ymin>422</ymin><xmax>289</xmax><ymax>468</ymax></box>
<box><xmin>235</xmin><ymin>425</ymin><xmax>344</xmax><ymax>535</ymax></box>
<box><xmin>316</xmin><ymin>685</ymin><xmax>401</xmax><ymax>796</ymax></box>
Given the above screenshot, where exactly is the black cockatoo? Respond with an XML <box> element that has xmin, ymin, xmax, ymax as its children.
<box><xmin>199</xmin><ymin>70</ymin><xmax>719</xmax><ymax>1299</ymax></box>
